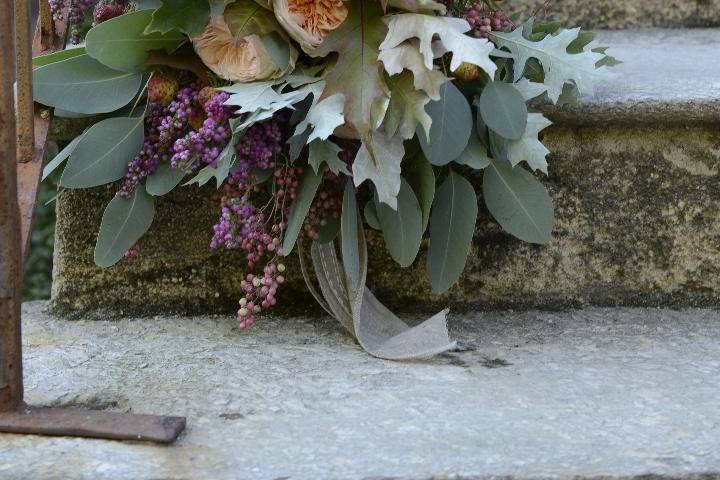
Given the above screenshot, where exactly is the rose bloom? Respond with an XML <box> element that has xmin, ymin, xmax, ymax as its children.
<box><xmin>272</xmin><ymin>0</ymin><xmax>348</xmax><ymax>53</ymax></box>
<box><xmin>193</xmin><ymin>5</ymin><xmax>293</xmax><ymax>82</ymax></box>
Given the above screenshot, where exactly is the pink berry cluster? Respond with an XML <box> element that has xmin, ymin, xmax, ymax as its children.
<box><xmin>465</xmin><ymin>5</ymin><xmax>510</xmax><ymax>38</ymax></box>
<box><xmin>236</xmin><ymin>263</ymin><xmax>287</xmax><ymax>329</ymax></box>
<box><xmin>302</xmin><ymin>165</ymin><xmax>349</xmax><ymax>241</ymax></box>
<box><xmin>49</xmin><ymin>0</ymin><xmax>127</xmax><ymax>44</ymax></box>
<box><xmin>113</xmin><ymin>71</ymin><xmax>361</xmax><ymax>330</ymax></box>
<box><xmin>210</xmin><ymin>116</ymin><xmax>294</xmax><ymax>259</ymax></box>
<box><xmin>120</xmin><ymin>79</ymin><xmax>233</xmax><ymax>197</ymax></box>
<box><xmin>209</xmin><ymin>114</ymin><xmax>297</xmax><ymax>328</ymax></box>
<box><xmin>123</xmin><ymin>242</ymin><xmax>141</xmax><ymax>261</ymax></box>
<box><xmin>442</xmin><ymin>1</ymin><xmax>511</xmax><ymax>38</ymax></box>
<box><xmin>170</xmin><ymin>89</ymin><xmax>232</xmax><ymax>168</ymax></box>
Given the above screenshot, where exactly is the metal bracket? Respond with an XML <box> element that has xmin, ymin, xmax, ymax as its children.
<box><xmin>0</xmin><ymin>406</ymin><xmax>186</xmax><ymax>443</ymax></box>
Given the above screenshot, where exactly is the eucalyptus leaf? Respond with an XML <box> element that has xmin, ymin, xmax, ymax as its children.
<box><xmin>259</xmin><ymin>31</ymin><xmax>291</xmax><ymax>70</ymax></box>
<box><xmin>317</xmin><ymin>217</ymin><xmax>341</xmax><ymax>244</ymax></box>
<box><xmin>282</xmin><ymin>167</ymin><xmax>323</xmax><ymax>256</ymax></box>
<box><xmin>211</xmin><ymin>0</ymin><xmax>237</xmax><ymax>18</ymax></box>
<box><xmin>474</xmin><ymin>102</ymin><xmax>489</xmax><ymax>148</ymax></box>
<box><xmin>60</xmin><ymin>116</ymin><xmax>144</xmax><ymax>188</ymax></box>
<box><xmin>53</xmin><ymin>109</ymin><xmax>99</xmax><ymax>119</ymax></box>
<box><xmin>86</xmin><ymin>10</ymin><xmax>186</xmax><ymax>72</ymax></box>
<box><xmin>479</xmin><ymin>81</ymin><xmax>528</xmax><ymax>140</ymax></box>
<box><xmin>95</xmin><ymin>185</ymin><xmax>155</xmax><ymax>268</ymax></box>
<box><xmin>146</xmin><ymin>162</ymin><xmax>188</xmax><ymax>196</ymax></box>
<box><xmin>33</xmin><ymin>47</ymin><xmax>86</xmax><ymax>67</ymax></box>
<box><xmin>33</xmin><ymin>54</ymin><xmax>143</xmax><ymax>114</ymax></box>
<box><xmin>250</xmin><ymin>167</ymin><xmax>273</xmax><ymax>185</ymax></box>
<box><xmin>427</xmin><ymin>171</ymin><xmax>477</xmax><ymax>293</ymax></box>
<box><xmin>146</xmin><ymin>0</ymin><xmax>210</xmax><ymax>37</ymax></box>
<box><xmin>137</xmin><ymin>0</ymin><xmax>161</xmax><ymax>9</ymax></box>
<box><xmin>455</xmin><ymin>129</ymin><xmax>491</xmax><ymax>170</ymax></box>
<box><xmin>288</xmin><ymin>127</ymin><xmax>311</xmax><ymax>162</ymax></box>
<box><xmin>364</xmin><ymin>200</ymin><xmax>381</xmax><ymax>230</ymax></box>
<box><xmin>484</xmin><ymin>158</ymin><xmax>554</xmax><ymax>244</ymax></box>
<box><xmin>341</xmin><ymin>181</ymin><xmax>361</xmax><ymax>290</ymax></box>
<box><xmin>404</xmin><ymin>153</ymin><xmax>435</xmax><ymax>230</ymax></box>
<box><xmin>377</xmin><ymin>178</ymin><xmax>423</xmax><ymax>268</ymax></box>
<box><xmin>417</xmin><ymin>81</ymin><xmax>472</xmax><ymax>166</ymax></box>
<box><xmin>42</xmin><ymin>134</ymin><xmax>83</xmax><ymax>181</ymax></box>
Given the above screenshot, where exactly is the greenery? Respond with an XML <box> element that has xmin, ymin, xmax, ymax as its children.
<box><xmin>31</xmin><ymin>0</ymin><xmax>619</xmax><ymax>327</ymax></box>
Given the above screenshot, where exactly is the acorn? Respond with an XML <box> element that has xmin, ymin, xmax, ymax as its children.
<box><xmin>453</xmin><ymin>62</ymin><xmax>481</xmax><ymax>82</ymax></box>
<box><xmin>147</xmin><ymin>73</ymin><xmax>178</xmax><ymax>105</ymax></box>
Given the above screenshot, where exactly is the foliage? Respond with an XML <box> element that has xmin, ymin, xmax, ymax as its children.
<box><xmin>33</xmin><ymin>0</ymin><xmax>618</xmax><ymax>325</ymax></box>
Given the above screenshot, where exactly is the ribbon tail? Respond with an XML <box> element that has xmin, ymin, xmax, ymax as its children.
<box><xmin>305</xmin><ymin>223</ymin><xmax>456</xmax><ymax>360</ymax></box>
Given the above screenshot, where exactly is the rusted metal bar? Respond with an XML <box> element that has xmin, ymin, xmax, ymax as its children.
<box><xmin>17</xmin><ymin>111</ymin><xmax>53</xmax><ymax>256</ymax></box>
<box><xmin>15</xmin><ymin>0</ymin><xmax>35</xmax><ymax>164</ymax></box>
<box><xmin>38</xmin><ymin>0</ymin><xmax>55</xmax><ymax>47</ymax></box>
<box><xmin>0</xmin><ymin>406</ymin><xmax>186</xmax><ymax>443</ymax></box>
<box><xmin>0</xmin><ymin>0</ymin><xmax>187</xmax><ymax>442</ymax></box>
<box><xmin>0</xmin><ymin>0</ymin><xmax>25</xmax><ymax>412</ymax></box>
<box><xmin>18</xmin><ymin>0</ymin><xmax>68</xmax><ymax>257</ymax></box>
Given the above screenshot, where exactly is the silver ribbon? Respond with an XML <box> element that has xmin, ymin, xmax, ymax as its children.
<box><xmin>298</xmin><ymin>226</ymin><xmax>456</xmax><ymax>360</ymax></box>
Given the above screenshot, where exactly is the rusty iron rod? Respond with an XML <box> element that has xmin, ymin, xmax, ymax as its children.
<box><xmin>0</xmin><ymin>0</ymin><xmax>24</xmax><ymax>411</ymax></box>
<box><xmin>38</xmin><ymin>0</ymin><xmax>55</xmax><ymax>47</ymax></box>
<box><xmin>15</xmin><ymin>0</ymin><xmax>35</xmax><ymax>164</ymax></box>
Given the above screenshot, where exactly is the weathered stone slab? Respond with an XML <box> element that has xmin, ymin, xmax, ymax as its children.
<box><xmin>49</xmin><ymin>30</ymin><xmax>720</xmax><ymax>317</ymax></box>
<box><xmin>510</xmin><ymin>0</ymin><xmax>720</xmax><ymax>29</ymax></box>
<box><xmin>3</xmin><ymin>302</ymin><xmax>720</xmax><ymax>480</ymax></box>
<box><xmin>546</xmin><ymin>30</ymin><xmax>720</xmax><ymax>125</ymax></box>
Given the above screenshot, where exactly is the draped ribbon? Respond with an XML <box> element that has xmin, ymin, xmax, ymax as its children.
<box><xmin>298</xmin><ymin>224</ymin><xmax>456</xmax><ymax>360</ymax></box>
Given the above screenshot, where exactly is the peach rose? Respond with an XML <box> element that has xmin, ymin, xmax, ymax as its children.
<box><xmin>272</xmin><ymin>0</ymin><xmax>348</xmax><ymax>53</ymax></box>
<box><xmin>193</xmin><ymin>3</ymin><xmax>296</xmax><ymax>82</ymax></box>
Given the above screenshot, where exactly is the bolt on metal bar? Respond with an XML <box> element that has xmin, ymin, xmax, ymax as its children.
<box><xmin>15</xmin><ymin>0</ymin><xmax>35</xmax><ymax>164</ymax></box>
<box><xmin>0</xmin><ymin>0</ymin><xmax>24</xmax><ymax>411</ymax></box>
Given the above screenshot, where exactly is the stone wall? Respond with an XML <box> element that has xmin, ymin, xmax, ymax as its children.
<box><xmin>509</xmin><ymin>0</ymin><xmax>720</xmax><ymax>29</ymax></box>
<box><xmin>50</xmin><ymin>123</ymin><xmax>720</xmax><ymax>318</ymax></box>
<box><xmin>49</xmin><ymin>29</ymin><xmax>720</xmax><ymax>318</ymax></box>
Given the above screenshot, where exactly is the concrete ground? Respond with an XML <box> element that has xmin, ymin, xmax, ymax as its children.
<box><xmin>0</xmin><ymin>302</ymin><xmax>718</xmax><ymax>480</ymax></box>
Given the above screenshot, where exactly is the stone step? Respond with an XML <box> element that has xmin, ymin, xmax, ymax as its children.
<box><xmin>5</xmin><ymin>302</ymin><xmax>720</xmax><ymax>479</ymax></box>
<box><xmin>510</xmin><ymin>0</ymin><xmax>720</xmax><ymax>29</ymax></box>
<box><xmin>50</xmin><ymin>29</ymin><xmax>720</xmax><ymax>318</ymax></box>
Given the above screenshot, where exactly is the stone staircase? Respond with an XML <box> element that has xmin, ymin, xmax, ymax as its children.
<box><xmin>511</xmin><ymin>0</ymin><xmax>720</xmax><ymax>29</ymax></box>
<box><xmin>49</xmin><ymin>28</ymin><xmax>720</xmax><ymax>318</ymax></box>
<box><xmin>5</xmin><ymin>302</ymin><xmax>720</xmax><ymax>480</ymax></box>
<box><xmin>15</xmin><ymin>9</ymin><xmax>720</xmax><ymax>480</ymax></box>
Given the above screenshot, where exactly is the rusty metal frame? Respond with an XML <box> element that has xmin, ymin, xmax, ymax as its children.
<box><xmin>0</xmin><ymin>0</ymin><xmax>186</xmax><ymax>443</ymax></box>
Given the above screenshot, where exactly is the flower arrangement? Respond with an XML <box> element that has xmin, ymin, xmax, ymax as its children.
<box><xmin>35</xmin><ymin>0</ymin><xmax>618</xmax><ymax>358</ymax></box>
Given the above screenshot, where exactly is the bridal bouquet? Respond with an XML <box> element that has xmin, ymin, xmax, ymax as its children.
<box><xmin>35</xmin><ymin>0</ymin><xmax>617</xmax><ymax>358</ymax></box>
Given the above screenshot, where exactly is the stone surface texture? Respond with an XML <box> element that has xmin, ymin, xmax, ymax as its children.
<box><xmin>509</xmin><ymin>0</ymin><xmax>720</xmax><ymax>29</ymax></box>
<box><xmin>1</xmin><ymin>302</ymin><xmax>719</xmax><ymax>480</ymax></box>
<box><xmin>544</xmin><ymin>30</ymin><xmax>720</xmax><ymax>124</ymax></box>
<box><xmin>49</xmin><ymin>30</ymin><xmax>720</xmax><ymax>318</ymax></box>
